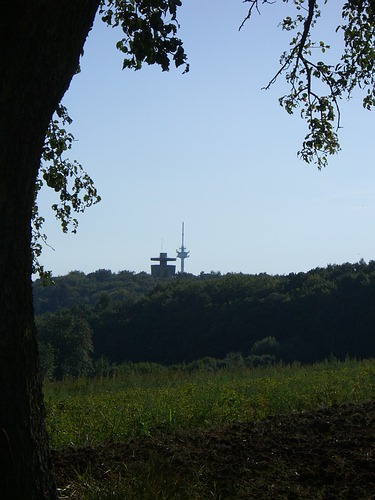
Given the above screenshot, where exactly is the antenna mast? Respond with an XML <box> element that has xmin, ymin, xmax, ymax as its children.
<box><xmin>176</xmin><ymin>222</ymin><xmax>190</xmax><ymax>273</ymax></box>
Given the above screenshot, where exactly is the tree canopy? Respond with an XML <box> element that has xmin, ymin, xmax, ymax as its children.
<box><xmin>34</xmin><ymin>261</ymin><xmax>375</xmax><ymax>369</ymax></box>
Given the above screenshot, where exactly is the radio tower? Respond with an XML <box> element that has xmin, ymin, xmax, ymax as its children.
<box><xmin>176</xmin><ymin>222</ymin><xmax>190</xmax><ymax>273</ymax></box>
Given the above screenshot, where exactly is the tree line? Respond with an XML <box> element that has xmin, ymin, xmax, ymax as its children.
<box><xmin>34</xmin><ymin>260</ymin><xmax>375</xmax><ymax>378</ymax></box>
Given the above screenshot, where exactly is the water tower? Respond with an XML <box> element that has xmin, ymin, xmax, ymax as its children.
<box><xmin>176</xmin><ymin>222</ymin><xmax>190</xmax><ymax>273</ymax></box>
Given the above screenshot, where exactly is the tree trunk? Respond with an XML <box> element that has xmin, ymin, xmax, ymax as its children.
<box><xmin>0</xmin><ymin>2</ymin><xmax>99</xmax><ymax>497</ymax></box>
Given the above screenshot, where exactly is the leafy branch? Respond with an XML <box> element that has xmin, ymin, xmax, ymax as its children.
<box><xmin>32</xmin><ymin>105</ymin><xmax>101</xmax><ymax>283</ymax></box>
<box><xmin>241</xmin><ymin>0</ymin><xmax>375</xmax><ymax>168</ymax></box>
<box><xmin>99</xmin><ymin>0</ymin><xmax>189</xmax><ymax>73</ymax></box>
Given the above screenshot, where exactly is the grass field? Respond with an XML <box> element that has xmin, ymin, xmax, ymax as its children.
<box><xmin>45</xmin><ymin>358</ymin><xmax>375</xmax><ymax>449</ymax></box>
<box><xmin>48</xmin><ymin>358</ymin><xmax>375</xmax><ymax>498</ymax></box>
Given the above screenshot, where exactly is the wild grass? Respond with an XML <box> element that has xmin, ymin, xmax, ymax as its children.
<box><xmin>45</xmin><ymin>357</ymin><xmax>375</xmax><ymax>449</ymax></box>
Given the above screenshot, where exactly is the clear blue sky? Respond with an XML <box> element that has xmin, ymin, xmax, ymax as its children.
<box><xmin>37</xmin><ymin>1</ymin><xmax>375</xmax><ymax>277</ymax></box>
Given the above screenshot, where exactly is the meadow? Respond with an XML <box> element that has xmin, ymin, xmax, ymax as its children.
<box><xmin>47</xmin><ymin>358</ymin><xmax>375</xmax><ymax>498</ymax></box>
<box><xmin>45</xmin><ymin>358</ymin><xmax>375</xmax><ymax>449</ymax></box>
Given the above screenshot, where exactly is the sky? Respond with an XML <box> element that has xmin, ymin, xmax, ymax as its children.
<box><xmin>37</xmin><ymin>1</ymin><xmax>375</xmax><ymax>278</ymax></box>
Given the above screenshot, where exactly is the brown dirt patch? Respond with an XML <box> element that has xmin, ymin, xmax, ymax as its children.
<box><xmin>53</xmin><ymin>400</ymin><xmax>375</xmax><ymax>498</ymax></box>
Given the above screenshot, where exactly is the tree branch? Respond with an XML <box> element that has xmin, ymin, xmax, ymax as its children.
<box><xmin>239</xmin><ymin>0</ymin><xmax>275</xmax><ymax>31</ymax></box>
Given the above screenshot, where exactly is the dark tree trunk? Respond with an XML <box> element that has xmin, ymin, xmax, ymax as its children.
<box><xmin>0</xmin><ymin>2</ymin><xmax>99</xmax><ymax>497</ymax></box>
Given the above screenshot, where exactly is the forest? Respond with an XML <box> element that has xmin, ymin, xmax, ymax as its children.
<box><xmin>33</xmin><ymin>259</ymin><xmax>375</xmax><ymax>379</ymax></box>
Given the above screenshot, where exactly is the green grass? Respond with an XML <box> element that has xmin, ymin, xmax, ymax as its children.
<box><xmin>45</xmin><ymin>358</ymin><xmax>375</xmax><ymax>449</ymax></box>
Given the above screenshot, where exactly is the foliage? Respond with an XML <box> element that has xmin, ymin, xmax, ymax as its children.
<box><xmin>34</xmin><ymin>260</ymin><xmax>375</xmax><ymax>372</ymax></box>
<box><xmin>99</xmin><ymin>0</ymin><xmax>189</xmax><ymax>73</ymax></box>
<box><xmin>250</xmin><ymin>336</ymin><xmax>281</xmax><ymax>356</ymax></box>
<box><xmin>36</xmin><ymin>310</ymin><xmax>94</xmax><ymax>379</ymax></box>
<box><xmin>32</xmin><ymin>105</ymin><xmax>101</xmax><ymax>283</ymax></box>
<box><xmin>242</xmin><ymin>0</ymin><xmax>375</xmax><ymax>168</ymax></box>
<box><xmin>33</xmin><ymin>269</ymin><xmax>156</xmax><ymax>314</ymax></box>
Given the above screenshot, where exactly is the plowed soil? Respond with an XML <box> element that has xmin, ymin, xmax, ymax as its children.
<box><xmin>53</xmin><ymin>400</ymin><xmax>375</xmax><ymax>499</ymax></box>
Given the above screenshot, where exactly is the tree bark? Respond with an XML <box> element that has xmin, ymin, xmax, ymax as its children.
<box><xmin>0</xmin><ymin>2</ymin><xmax>99</xmax><ymax>497</ymax></box>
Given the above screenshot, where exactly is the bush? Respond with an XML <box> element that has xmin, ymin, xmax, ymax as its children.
<box><xmin>250</xmin><ymin>336</ymin><xmax>281</xmax><ymax>357</ymax></box>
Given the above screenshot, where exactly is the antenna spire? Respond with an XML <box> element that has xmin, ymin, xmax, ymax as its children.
<box><xmin>176</xmin><ymin>222</ymin><xmax>190</xmax><ymax>273</ymax></box>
